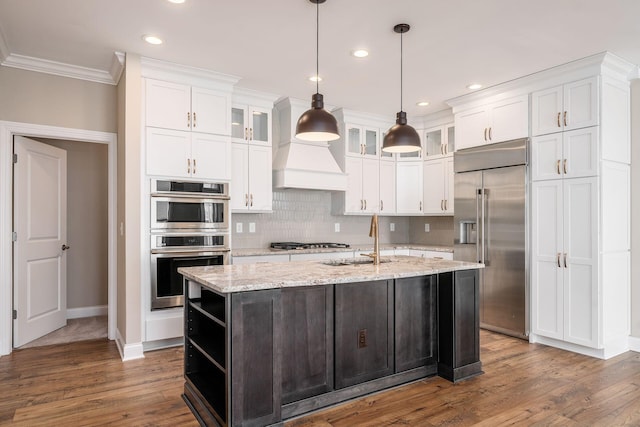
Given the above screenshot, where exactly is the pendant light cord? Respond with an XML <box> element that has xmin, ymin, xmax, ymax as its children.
<box><xmin>400</xmin><ymin>30</ymin><xmax>403</xmax><ymax>112</ymax></box>
<box><xmin>316</xmin><ymin>0</ymin><xmax>319</xmax><ymax>95</ymax></box>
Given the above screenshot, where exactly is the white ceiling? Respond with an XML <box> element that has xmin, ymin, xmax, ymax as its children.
<box><xmin>1</xmin><ymin>0</ymin><xmax>639</xmax><ymax>119</ymax></box>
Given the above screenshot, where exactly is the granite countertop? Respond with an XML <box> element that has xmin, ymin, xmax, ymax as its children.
<box><xmin>232</xmin><ymin>244</ymin><xmax>453</xmax><ymax>257</ymax></box>
<box><xmin>179</xmin><ymin>255</ymin><xmax>482</xmax><ymax>294</ymax></box>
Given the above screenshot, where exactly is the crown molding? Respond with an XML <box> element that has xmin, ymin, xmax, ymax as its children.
<box><xmin>140</xmin><ymin>56</ymin><xmax>240</xmax><ymax>90</ymax></box>
<box><xmin>110</xmin><ymin>52</ymin><xmax>125</xmax><ymax>85</ymax></box>
<box><xmin>1</xmin><ymin>53</ymin><xmax>116</xmax><ymax>85</ymax></box>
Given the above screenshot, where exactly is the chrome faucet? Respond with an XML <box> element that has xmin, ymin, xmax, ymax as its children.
<box><xmin>365</xmin><ymin>213</ymin><xmax>380</xmax><ymax>265</ymax></box>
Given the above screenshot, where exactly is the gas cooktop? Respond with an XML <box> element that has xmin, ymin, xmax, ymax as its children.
<box><xmin>270</xmin><ymin>242</ymin><xmax>351</xmax><ymax>250</ymax></box>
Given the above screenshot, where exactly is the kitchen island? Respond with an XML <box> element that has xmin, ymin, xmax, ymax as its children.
<box><xmin>179</xmin><ymin>256</ymin><xmax>483</xmax><ymax>427</ymax></box>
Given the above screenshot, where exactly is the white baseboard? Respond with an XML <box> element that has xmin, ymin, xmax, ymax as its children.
<box><xmin>115</xmin><ymin>328</ymin><xmax>145</xmax><ymax>361</ymax></box>
<box><xmin>67</xmin><ymin>305</ymin><xmax>108</xmax><ymax>319</ymax></box>
<box><xmin>629</xmin><ymin>335</ymin><xmax>640</xmax><ymax>352</ymax></box>
<box><xmin>530</xmin><ymin>333</ymin><xmax>630</xmax><ymax>359</ymax></box>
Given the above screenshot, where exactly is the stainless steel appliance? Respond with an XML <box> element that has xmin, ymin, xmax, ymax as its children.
<box><xmin>454</xmin><ymin>138</ymin><xmax>528</xmax><ymax>339</ymax></box>
<box><xmin>270</xmin><ymin>242</ymin><xmax>350</xmax><ymax>250</ymax></box>
<box><xmin>150</xmin><ymin>180</ymin><xmax>230</xmax><ymax>310</ymax></box>
<box><xmin>150</xmin><ymin>179</ymin><xmax>229</xmax><ymax>230</ymax></box>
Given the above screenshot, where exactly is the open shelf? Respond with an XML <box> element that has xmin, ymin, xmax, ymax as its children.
<box><xmin>186</xmin><ymin>351</ymin><xmax>227</xmax><ymax>425</ymax></box>
<box><xmin>186</xmin><ymin>306</ymin><xmax>226</xmax><ymax>370</ymax></box>
<box><xmin>189</xmin><ymin>336</ymin><xmax>225</xmax><ymax>373</ymax></box>
<box><xmin>190</xmin><ymin>300</ymin><xmax>225</xmax><ymax>327</ymax></box>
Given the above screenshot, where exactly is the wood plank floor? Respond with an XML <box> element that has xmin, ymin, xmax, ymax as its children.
<box><xmin>1</xmin><ymin>331</ymin><xmax>639</xmax><ymax>426</ymax></box>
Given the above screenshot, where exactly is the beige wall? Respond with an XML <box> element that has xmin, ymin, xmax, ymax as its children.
<box><xmin>631</xmin><ymin>79</ymin><xmax>640</xmax><ymax>338</ymax></box>
<box><xmin>408</xmin><ymin>216</ymin><xmax>454</xmax><ymax>247</ymax></box>
<box><xmin>0</xmin><ymin>67</ymin><xmax>116</xmax><ymax>133</ymax></box>
<box><xmin>116</xmin><ymin>53</ymin><xmax>142</xmax><ymax>344</ymax></box>
<box><xmin>38</xmin><ymin>138</ymin><xmax>108</xmax><ymax>309</ymax></box>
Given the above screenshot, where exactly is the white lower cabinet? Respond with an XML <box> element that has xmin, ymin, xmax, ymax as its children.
<box><xmin>146</xmin><ymin>128</ymin><xmax>231</xmax><ymax>180</ymax></box>
<box><xmin>396</xmin><ymin>161</ymin><xmax>423</xmax><ymax>214</ymax></box>
<box><xmin>532</xmin><ymin>177</ymin><xmax>598</xmax><ymax>348</ymax></box>
<box><xmin>408</xmin><ymin>249</ymin><xmax>453</xmax><ymax>260</ymax></box>
<box><xmin>231</xmin><ymin>143</ymin><xmax>272</xmax><ymax>212</ymax></box>
<box><xmin>422</xmin><ymin>157</ymin><xmax>454</xmax><ymax>215</ymax></box>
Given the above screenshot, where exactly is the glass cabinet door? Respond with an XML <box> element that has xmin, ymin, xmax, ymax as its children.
<box><xmin>424</xmin><ymin>127</ymin><xmax>443</xmax><ymax>158</ymax></box>
<box><xmin>231</xmin><ymin>107</ymin><xmax>246</xmax><ymax>141</ymax></box>
<box><xmin>250</xmin><ymin>108</ymin><xmax>269</xmax><ymax>144</ymax></box>
<box><xmin>380</xmin><ymin>131</ymin><xmax>394</xmax><ymax>160</ymax></box>
<box><xmin>347</xmin><ymin>126</ymin><xmax>361</xmax><ymax>155</ymax></box>
<box><xmin>364</xmin><ymin>129</ymin><xmax>378</xmax><ymax>157</ymax></box>
<box><xmin>445</xmin><ymin>124</ymin><xmax>455</xmax><ymax>154</ymax></box>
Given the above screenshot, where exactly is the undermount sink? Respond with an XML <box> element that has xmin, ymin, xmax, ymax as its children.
<box><xmin>321</xmin><ymin>257</ymin><xmax>392</xmax><ymax>266</ymax></box>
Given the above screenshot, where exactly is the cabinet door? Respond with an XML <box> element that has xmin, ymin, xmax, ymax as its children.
<box><xmin>231</xmin><ymin>105</ymin><xmax>249</xmax><ymax>143</ymax></box>
<box><xmin>361</xmin><ymin>158</ymin><xmax>379</xmax><ymax>213</ymax></box>
<box><xmin>363</xmin><ymin>128</ymin><xmax>379</xmax><ymax>158</ymax></box>
<box><xmin>346</xmin><ymin>125</ymin><xmax>362</xmax><ymax>156</ymax></box>
<box><xmin>444</xmin><ymin>156</ymin><xmax>455</xmax><ymax>214</ymax></box>
<box><xmin>281</xmin><ymin>286</ymin><xmax>333</xmax><ymax>404</ymax></box>
<box><xmin>489</xmin><ymin>95</ymin><xmax>529</xmax><ymax>143</ymax></box>
<box><xmin>455</xmin><ymin>106</ymin><xmax>488</xmax><ymax>150</ymax></box>
<box><xmin>231</xmin><ymin>143</ymin><xmax>249</xmax><ymax>211</ymax></box>
<box><xmin>563</xmin><ymin>127</ymin><xmax>598</xmax><ymax>179</ymax></box>
<box><xmin>531</xmin><ymin>86</ymin><xmax>563</xmax><ymax>136</ymax></box>
<box><xmin>249</xmin><ymin>106</ymin><xmax>271</xmax><ymax>145</ymax></box>
<box><xmin>379</xmin><ymin>160</ymin><xmax>396</xmax><ymax>214</ymax></box>
<box><xmin>146</xmin><ymin>127</ymin><xmax>191</xmax><ymax>178</ymax></box>
<box><xmin>231</xmin><ymin>290</ymin><xmax>282</xmax><ymax>427</ymax></box>
<box><xmin>423</xmin><ymin>126</ymin><xmax>444</xmax><ymax>159</ymax></box>
<box><xmin>334</xmin><ymin>280</ymin><xmax>393</xmax><ymax>389</ymax></box>
<box><xmin>344</xmin><ymin>156</ymin><xmax>363</xmax><ymax>213</ymax></box>
<box><xmin>422</xmin><ymin>159</ymin><xmax>445</xmax><ymax>214</ymax></box>
<box><xmin>145</xmin><ymin>79</ymin><xmax>191</xmax><ymax>131</ymax></box>
<box><xmin>531</xmin><ymin>180</ymin><xmax>564</xmax><ymax>340</ymax></box>
<box><xmin>564</xmin><ymin>77</ymin><xmax>598</xmax><ymax>131</ymax></box>
<box><xmin>396</xmin><ymin>161</ymin><xmax>423</xmax><ymax>214</ymax></box>
<box><xmin>563</xmin><ymin>177</ymin><xmax>598</xmax><ymax>348</ymax></box>
<box><xmin>395</xmin><ymin>276</ymin><xmax>437</xmax><ymax>372</ymax></box>
<box><xmin>247</xmin><ymin>145</ymin><xmax>272</xmax><ymax>211</ymax></box>
<box><xmin>531</xmin><ymin>133</ymin><xmax>563</xmax><ymax>181</ymax></box>
<box><xmin>191</xmin><ymin>87</ymin><xmax>231</xmax><ymax>136</ymax></box>
<box><xmin>191</xmin><ymin>133</ymin><xmax>231</xmax><ymax>181</ymax></box>
<box><xmin>444</xmin><ymin>123</ymin><xmax>455</xmax><ymax>154</ymax></box>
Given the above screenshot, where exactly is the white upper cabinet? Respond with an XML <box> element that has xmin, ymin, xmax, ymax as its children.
<box><xmin>455</xmin><ymin>94</ymin><xmax>528</xmax><ymax>150</ymax></box>
<box><xmin>345</xmin><ymin>125</ymin><xmax>379</xmax><ymax>159</ymax></box>
<box><xmin>422</xmin><ymin>157</ymin><xmax>454</xmax><ymax>215</ymax></box>
<box><xmin>379</xmin><ymin>160</ymin><xmax>396</xmax><ymax>214</ymax></box>
<box><xmin>423</xmin><ymin>123</ymin><xmax>454</xmax><ymax>159</ymax></box>
<box><xmin>231</xmin><ymin>105</ymin><xmax>271</xmax><ymax>145</ymax></box>
<box><xmin>231</xmin><ymin>143</ymin><xmax>272</xmax><ymax>212</ymax></box>
<box><xmin>396</xmin><ymin>161</ymin><xmax>423</xmax><ymax>214</ymax></box>
<box><xmin>531</xmin><ymin>77</ymin><xmax>598</xmax><ymax>136</ymax></box>
<box><xmin>145</xmin><ymin>79</ymin><xmax>231</xmax><ymax>135</ymax></box>
<box><xmin>342</xmin><ymin>156</ymin><xmax>380</xmax><ymax>214</ymax></box>
<box><xmin>532</xmin><ymin>127</ymin><xmax>598</xmax><ymax>181</ymax></box>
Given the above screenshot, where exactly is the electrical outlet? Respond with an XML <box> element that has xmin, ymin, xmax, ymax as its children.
<box><xmin>390</xmin><ymin>222</ymin><xmax>395</xmax><ymax>232</ymax></box>
<box><xmin>236</xmin><ymin>222</ymin><xmax>243</xmax><ymax>233</ymax></box>
<box><xmin>335</xmin><ymin>223</ymin><xmax>340</xmax><ymax>232</ymax></box>
<box><xmin>249</xmin><ymin>222</ymin><xmax>256</xmax><ymax>233</ymax></box>
<box><xmin>424</xmin><ymin>223</ymin><xmax>430</xmax><ymax>232</ymax></box>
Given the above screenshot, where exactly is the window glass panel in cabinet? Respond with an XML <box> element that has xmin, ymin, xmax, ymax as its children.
<box><xmin>381</xmin><ymin>131</ymin><xmax>394</xmax><ymax>159</ymax></box>
<box><xmin>364</xmin><ymin>129</ymin><xmax>378</xmax><ymax>156</ymax></box>
<box><xmin>347</xmin><ymin>127</ymin><xmax>361</xmax><ymax>155</ymax></box>
<box><xmin>231</xmin><ymin>108</ymin><xmax>245</xmax><ymax>140</ymax></box>
<box><xmin>399</xmin><ymin>150</ymin><xmax>421</xmax><ymax>160</ymax></box>
<box><xmin>446</xmin><ymin>125</ymin><xmax>455</xmax><ymax>153</ymax></box>
<box><xmin>424</xmin><ymin>128</ymin><xmax>442</xmax><ymax>158</ymax></box>
<box><xmin>251</xmin><ymin>110</ymin><xmax>269</xmax><ymax>143</ymax></box>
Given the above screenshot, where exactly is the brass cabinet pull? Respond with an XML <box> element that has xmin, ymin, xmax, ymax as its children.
<box><xmin>564</xmin><ymin>111</ymin><xmax>568</xmax><ymax>127</ymax></box>
<box><xmin>557</xmin><ymin>253</ymin><xmax>561</xmax><ymax>268</ymax></box>
<box><xmin>187</xmin><ymin>158</ymin><xmax>191</xmax><ymax>174</ymax></box>
<box><xmin>563</xmin><ymin>159</ymin><xmax>568</xmax><ymax>175</ymax></box>
<box><xmin>488</xmin><ymin>127</ymin><xmax>492</xmax><ymax>141</ymax></box>
<box><xmin>245</xmin><ymin>193</ymin><xmax>249</xmax><ymax>207</ymax></box>
<box><xmin>364</xmin><ymin>199</ymin><xmax>367</xmax><ymax>210</ymax></box>
<box><xmin>250</xmin><ymin>193</ymin><xmax>253</xmax><ymax>207</ymax></box>
<box><xmin>557</xmin><ymin>112</ymin><xmax>561</xmax><ymax>128</ymax></box>
<box><xmin>360</xmin><ymin>199</ymin><xmax>363</xmax><ymax>210</ymax></box>
<box><xmin>445</xmin><ymin>199</ymin><xmax>448</xmax><ymax>211</ymax></box>
<box><xmin>484</xmin><ymin>128</ymin><xmax>487</xmax><ymax>141</ymax></box>
<box><xmin>187</xmin><ymin>112</ymin><xmax>191</xmax><ymax>128</ymax></box>
<box><xmin>564</xmin><ymin>253</ymin><xmax>568</xmax><ymax>268</ymax></box>
<box><xmin>250</xmin><ymin>128</ymin><xmax>253</xmax><ymax>141</ymax></box>
<box><xmin>193</xmin><ymin>158</ymin><xmax>196</xmax><ymax>174</ymax></box>
<box><xmin>380</xmin><ymin>200</ymin><xmax>384</xmax><ymax>211</ymax></box>
<box><xmin>193</xmin><ymin>112</ymin><xmax>197</xmax><ymax>127</ymax></box>
<box><xmin>556</xmin><ymin>159</ymin><xmax>561</xmax><ymax>175</ymax></box>
<box><xmin>419</xmin><ymin>201</ymin><xmax>422</xmax><ymax>211</ymax></box>
<box><xmin>245</xmin><ymin>127</ymin><xmax>249</xmax><ymax>140</ymax></box>
<box><xmin>441</xmin><ymin>200</ymin><xmax>444</xmax><ymax>211</ymax></box>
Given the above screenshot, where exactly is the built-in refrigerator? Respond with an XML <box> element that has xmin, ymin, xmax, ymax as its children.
<box><xmin>453</xmin><ymin>138</ymin><xmax>528</xmax><ymax>339</ymax></box>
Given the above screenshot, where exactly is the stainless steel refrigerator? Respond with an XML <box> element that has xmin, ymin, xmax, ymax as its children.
<box><xmin>454</xmin><ymin>138</ymin><xmax>528</xmax><ymax>339</ymax></box>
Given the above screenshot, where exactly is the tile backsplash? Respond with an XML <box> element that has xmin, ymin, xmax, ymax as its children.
<box><xmin>232</xmin><ymin>189</ymin><xmax>412</xmax><ymax>249</ymax></box>
<box><xmin>408</xmin><ymin>216</ymin><xmax>455</xmax><ymax>247</ymax></box>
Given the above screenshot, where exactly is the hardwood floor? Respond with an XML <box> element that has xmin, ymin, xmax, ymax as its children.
<box><xmin>1</xmin><ymin>331</ymin><xmax>639</xmax><ymax>426</ymax></box>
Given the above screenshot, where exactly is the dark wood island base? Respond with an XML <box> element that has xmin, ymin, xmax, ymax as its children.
<box><xmin>181</xmin><ymin>265</ymin><xmax>482</xmax><ymax>427</ymax></box>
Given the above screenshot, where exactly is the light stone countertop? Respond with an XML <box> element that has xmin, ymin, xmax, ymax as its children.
<box><xmin>179</xmin><ymin>255</ymin><xmax>482</xmax><ymax>294</ymax></box>
<box><xmin>231</xmin><ymin>244</ymin><xmax>453</xmax><ymax>257</ymax></box>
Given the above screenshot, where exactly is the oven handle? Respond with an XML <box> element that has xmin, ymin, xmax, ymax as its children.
<box><xmin>150</xmin><ymin>193</ymin><xmax>230</xmax><ymax>200</ymax></box>
<box><xmin>151</xmin><ymin>249</ymin><xmax>230</xmax><ymax>256</ymax></box>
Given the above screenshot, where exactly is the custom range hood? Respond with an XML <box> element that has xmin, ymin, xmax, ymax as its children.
<box><xmin>272</xmin><ymin>97</ymin><xmax>347</xmax><ymax>191</ymax></box>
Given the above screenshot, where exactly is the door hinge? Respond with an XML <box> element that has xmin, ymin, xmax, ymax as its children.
<box><xmin>13</xmin><ymin>153</ymin><xmax>17</xmax><ymax>164</ymax></box>
<box><xmin>12</xmin><ymin>232</ymin><xmax>17</xmax><ymax>242</ymax></box>
<box><xmin>13</xmin><ymin>310</ymin><xmax>17</xmax><ymax>320</ymax></box>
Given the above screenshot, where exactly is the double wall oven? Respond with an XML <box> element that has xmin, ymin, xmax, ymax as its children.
<box><xmin>150</xmin><ymin>180</ymin><xmax>230</xmax><ymax>310</ymax></box>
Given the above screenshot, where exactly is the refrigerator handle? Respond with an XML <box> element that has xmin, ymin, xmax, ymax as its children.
<box><xmin>476</xmin><ymin>188</ymin><xmax>482</xmax><ymax>263</ymax></box>
<box><xmin>483</xmin><ymin>189</ymin><xmax>489</xmax><ymax>266</ymax></box>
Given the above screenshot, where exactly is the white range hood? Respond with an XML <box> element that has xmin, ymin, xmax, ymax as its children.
<box><xmin>272</xmin><ymin>97</ymin><xmax>347</xmax><ymax>191</ymax></box>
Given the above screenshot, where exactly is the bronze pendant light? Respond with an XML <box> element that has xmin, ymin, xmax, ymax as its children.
<box><xmin>382</xmin><ymin>23</ymin><xmax>421</xmax><ymax>153</ymax></box>
<box><xmin>295</xmin><ymin>0</ymin><xmax>340</xmax><ymax>142</ymax></box>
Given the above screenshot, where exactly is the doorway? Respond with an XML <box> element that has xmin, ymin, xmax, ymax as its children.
<box><xmin>0</xmin><ymin>121</ymin><xmax>117</xmax><ymax>356</ymax></box>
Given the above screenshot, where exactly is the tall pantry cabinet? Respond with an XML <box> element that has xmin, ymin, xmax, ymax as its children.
<box><xmin>530</xmin><ymin>57</ymin><xmax>633</xmax><ymax>358</ymax></box>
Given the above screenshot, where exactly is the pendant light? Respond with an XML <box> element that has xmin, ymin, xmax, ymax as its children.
<box><xmin>382</xmin><ymin>24</ymin><xmax>421</xmax><ymax>153</ymax></box>
<box><xmin>295</xmin><ymin>0</ymin><xmax>340</xmax><ymax>142</ymax></box>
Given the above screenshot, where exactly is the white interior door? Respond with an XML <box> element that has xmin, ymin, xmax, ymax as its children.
<box><xmin>13</xmin><ymin>136</ymin><xmax>68</xmax><ymax>347</ymax></box>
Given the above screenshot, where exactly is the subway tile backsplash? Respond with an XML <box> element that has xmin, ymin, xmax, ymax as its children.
<box><xmin>232</xmin><ymin>189</ymin><xmax>415</xmax><ymax>249</ymax></box>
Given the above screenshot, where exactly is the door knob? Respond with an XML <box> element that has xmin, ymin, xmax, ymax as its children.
<box><xmin>62</xmin><ymin>244</ymin><xmax>70</xmax><ymax>251</ymax></box>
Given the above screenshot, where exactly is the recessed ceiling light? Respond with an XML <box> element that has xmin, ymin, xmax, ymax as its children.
<box><xmin>352</xmin><ymin>49</ymin><xmax>369</xmax><ymax>58</ymax></box>
<box><xmin>167</xmin><ymin>0</ymin><xmax>186</xmax><ymax>3</ymax></box>
<box><xmin>309</xmin><ymin>75</ymin><xmax>322</xmax><ymax>82</ymax></box>
<box><xmin>143</xmin><ymin>35</ymin><xmax>163</xmax><ymax>45</ymax></box>
<box><xmin>416</xmin><ymin>101</ymin><xmax>430</xmax><ymax>107</ymax></box>
<box><xmin>467</xmin><ymin>83</ymin><xmax>482</xmax><ymax>90</ymax></box>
